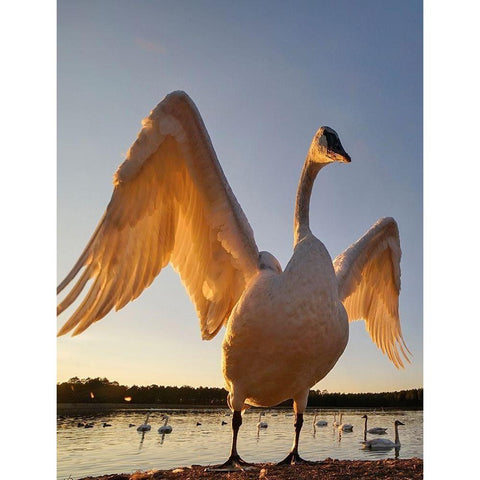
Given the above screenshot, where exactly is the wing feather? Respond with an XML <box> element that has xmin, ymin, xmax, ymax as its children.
<box><xmin>333</xmin><ymin>217</ymin><xmax>410</xmax><ymax>368</ymax></box>
<box><xmin>58</xmin><ymin>91</ymin><xmax>259</xmax><ymax>339</ymax></box>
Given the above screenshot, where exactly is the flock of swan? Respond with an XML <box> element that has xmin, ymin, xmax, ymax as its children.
<box><xmin>58</xmin><ymin>91</ymin><xmax>410</xmax><ymax>470</ymax></box>
<box><xmin>73</xmin><ymin>410</ymin><xmax>407</xmax><ymax>453</ymax></box>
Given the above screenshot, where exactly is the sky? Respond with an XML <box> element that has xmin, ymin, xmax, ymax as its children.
<box><xmin>56</xmin><ymin>0</ymin><xmax>423</xmax><ymax>393</ymax></box>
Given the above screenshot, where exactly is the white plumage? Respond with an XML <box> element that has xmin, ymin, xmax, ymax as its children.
<box><xmin>337</xmin><ymin>413</ymin><xmax>353</xmax><ymax>432</ymax></box>
<box><xmin>136</xmin><ymin>412</ymin><xmax>152</xmax><ymax>432</ymax></box>
<box><xmin>257</xmin><ymin>413</ymin><xmax>268</xmax><ymax>429</ymax></box>
<box><xmin>57</xmin><ymin>91</ymin><xmax>410</xmax><ymax>468</ymax></box>
<box><xmin>363</xmin><ymin>420</ymin><xmax>404</xmax><ymax>450</ymax></box>
<box><xmin>158</xmin><ymin>415</ymin><xmax>173</xmax><ymax>434</ymax></box>
<box><xmin>313</xmin><ymin>412</ymin><xmax>328</xmax><ymax>427</ymax></box>
<box><xmin>362</xmin><ymin>414</ymin><xmax>387</xmax><ymax>437</ymax></box>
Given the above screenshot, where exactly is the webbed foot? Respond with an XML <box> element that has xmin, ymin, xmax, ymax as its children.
<box><xmin>277</xmin><ymin>450</ymin><xmax>315</xmax><ymax>465</ymax></box>
<box><xmin>205</xmin><ymin>454</ymin><xmax>257</xmax><ymax>472</ymax></box>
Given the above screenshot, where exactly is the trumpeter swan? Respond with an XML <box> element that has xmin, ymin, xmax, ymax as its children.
<box><xmin>257</xmin><ymin>413</ymin><xmax>268</xmax><ymax>429</ymax></box>
<box><xmin>313</xmin><ymin>412</ymin><xmax>328</xmax><ymax>426</ymax></box>
<box><xmin>158</xmin><ymin>415</ymin><xmax>173</xmax><ymax>434</ymax></box>
<box><xmin>57</xmin><ymin>91</ymin><xmax>410</xmax><ymax>470</ymax></box>
<box><xmin>333</xmin><ymin>413</ymin><xmax>339</xmax><ymax>428</ymax></box>
<box><xmin>337</xmin><ymin>413</ymin><xmax>353</xmax><ymax>432</ymax></box>
<box><xmin>363</xmin><ymin>420</ymin><xmax>404</xmax><ymax>450</ymax></box>
<box><xmin>362</xmin><ymin>414</ymin><xmax>387</xmax><ymax>440</ymax></box>
<box><xmin>136</xmin><ymin>413</ymin><xmax>151</xmax><ymax>432</ymax></box>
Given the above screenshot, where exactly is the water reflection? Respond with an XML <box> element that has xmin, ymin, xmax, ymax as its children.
<box><xmin>138</xmin><ymin>430</ymin><xmax>146</xmax><ymax>450</ymax></box>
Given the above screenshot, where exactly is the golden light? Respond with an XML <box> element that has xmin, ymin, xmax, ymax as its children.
<box><xmin>90</xmin><ymin>392</ymin><xmax>95</xmax><ymax>399</ymax></box>
<box><xmin>124</xmin><ymin>396</ymin><xmax>132</xmax><ymax>402</ymax></box>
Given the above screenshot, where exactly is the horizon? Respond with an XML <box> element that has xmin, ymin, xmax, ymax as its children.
<box><xmin>57</xmin><ymin>375</ymin><xmax>423</xmax><ymax>395</ymax></box>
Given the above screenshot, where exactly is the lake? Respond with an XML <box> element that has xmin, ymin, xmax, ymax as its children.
<box><xmin>57</xmin><ymin>407</ymin><xmax>423</xmax><ymax>480</ymax></box>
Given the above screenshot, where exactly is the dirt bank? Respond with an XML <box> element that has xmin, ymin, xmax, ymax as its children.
<box><xmin>79</xmin><ymin>457</ymin><xmax>423</xmax><ymax>480</ymax></box>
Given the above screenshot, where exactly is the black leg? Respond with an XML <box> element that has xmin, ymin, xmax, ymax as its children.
<box><xmin>277</xmin><ymin>413</ymin><xmax>314</xmax><ymax>465</ymax></box>
<box><xmin>205</xmin><ymin>410</ymin><xmax>256</xmax><ymax>471</ymax></box>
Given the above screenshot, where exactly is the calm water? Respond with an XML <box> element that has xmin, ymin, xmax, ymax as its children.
<box><xmin>57</xmin><ymin>407</ymin><xmax>423</xmax><ymax>480</ymax></box>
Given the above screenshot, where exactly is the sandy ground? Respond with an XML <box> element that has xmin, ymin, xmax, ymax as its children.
<box><xmin>78</xmin><ymin>458</ymin><xmax>423</xmax><ymax>479</ymax></box>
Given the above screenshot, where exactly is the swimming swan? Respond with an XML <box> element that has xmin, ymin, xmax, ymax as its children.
<box><xmin>363</xmin><ymin>420</ymin><xmax>404</xmax><ymax>450</ymax></box>
<box><xmin>136</xmin><ymin>413</ymin><xmax>151</xmax><ymax>432</ymax></box>
<box><xmin>313</xmin><ymin>412</ymin><xmax>328</xmax><ymax>427</ymax></box>
<box><xmin>362</xmin><ymin>414</ymin><xmax>387</xmax><ymax>440</ymax></box>
<box><xmin>257</xmin><ymin>413</ymin><xmax>268</xmax><ymax>429</ymax></box>
<box><xmin>337</xmin><ymin>413</ymin><xmax>353</xmax><ymax>432</ymax></box>
<box><xmin>158</xmin><ymin>415</ymin><xmax>173</xmax><ymax>434</ymax></box>
<box><xmin>57</xmin><ymin>91</ymin><xmax>410</xmax><ymax>470</ymax></box>
<box><xmin>333</xmin><ymin>413</ymin><xmax>340</xmax><ymax>428</ymax></box>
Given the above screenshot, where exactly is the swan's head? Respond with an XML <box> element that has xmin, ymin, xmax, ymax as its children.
<box><xmin>361</xmin><ymin>415</ymin><xmax>368</xmax><ymax>419</ymax></box>
<box><xmin>394</xmin><ymin>420</ymin><xmax>405</xmax><ymax>426</ymax></box>
<box><xmin>259</xmin><ymin>251</ymin><xmax>282</xmax><ymax>273</ymax></box>
<box><xmin>308</xmin><ymin>126</ymin><xmax>351</xmax><ymax>165</ymax></box>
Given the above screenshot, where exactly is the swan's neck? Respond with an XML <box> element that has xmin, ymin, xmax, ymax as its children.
<box><xmin>363</xmin><ymin>417</ymin><xmax>368</xmax><ymax>441</ymax></box>
<box><xmin>294</xmin><ymin>160</ymin><xmax>324</xmax><ymax>246</ymax></box>
<box><xmin>394</xmin><ymin>424</ymin><xmax>400</xmax><ymax>445</ymax></box>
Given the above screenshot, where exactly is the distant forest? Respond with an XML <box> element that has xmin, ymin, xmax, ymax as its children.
<box><xmin>57</xmin><ymin>377</ymin><xmax>423</xmax><ymax>409</ymax></box>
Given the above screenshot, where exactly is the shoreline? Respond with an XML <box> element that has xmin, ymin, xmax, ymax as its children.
<box><xmin>58</xmin><ymin>403</ymin><xmax>423</xmax><ymax>413</ymax></box>
<box><xmin>78</xmin><ymin>458</ymin><xmax>423</xmax><ymax>480</ymax></box>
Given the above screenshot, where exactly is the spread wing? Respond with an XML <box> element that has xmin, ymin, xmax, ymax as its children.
<box><xmin>57</xmin><ymin>91</ymin><xmax>259</xmax><ymax>339</ymax></box>
<box><xmin>333</xmin><ymin>217</ymin><xmax>410</xmax><ymax>368</ymax></box>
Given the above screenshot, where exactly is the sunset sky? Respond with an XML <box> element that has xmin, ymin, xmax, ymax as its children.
<box><xmin>57</xmin><ymin>0</ymin><xmax>423</xmax><ymax>393</ymax></box>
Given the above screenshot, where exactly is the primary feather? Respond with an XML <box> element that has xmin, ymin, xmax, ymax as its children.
<box><xmin>333</xmin><ymin>218</ymin><xmax>410</xmax><ymax>367</ymax></box>
<box><xmin>57</xmin><ymin>91</ymin><xmax>259</xmax><ymax>339</ymax></box>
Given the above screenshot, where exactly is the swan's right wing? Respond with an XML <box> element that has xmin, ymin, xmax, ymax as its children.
<box><xmin>57</xmin><ymin>91</ymin><xmax>259</xmax><ymax>339</ymax></box>
<box><xmin>333</xmin><ymin>217</ymin><xmax>410</xmax><ymax>368</ymax></box>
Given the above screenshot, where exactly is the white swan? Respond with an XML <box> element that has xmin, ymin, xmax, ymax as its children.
<box><xmin>362</xmin><ymin>414</ymin><xmax>387</xmax><ymax>440</ymax></box>
<box><xmin>257</xmin><ymin>413</ymin><xmax>268</xmax><ymax>429</ymax></box>
<box><xmin>313</xmin><ymin>412</ymin><xmax>328</xmax><ymax>427</ymax></box>
<box><xmin>158</xmin><ymin>414</ymin><xmax>173</xmax><ymax>434</ymax></box>
<box><xmin>363</xmin><ymin>420</ymin><xmax>404</xmax><ymax>450</ymax></box>
<box><xmin>57</xmin><ymin>91</ymin><xmax>410</xmax><ymax>469</ymax></box>
<box><xmin>136</xmin><ymin>413</ymin><xmax>151</xmax><ymax>432</ymax></box>
<box><xmin>333</xmin><ymin>412</ymin><xmax>339</xmax><ymax>428</ymax></box>
<box><xmin>337</xmin><ymin>413</ymin><xmax>353</xmax><ymax>432</ymax></box>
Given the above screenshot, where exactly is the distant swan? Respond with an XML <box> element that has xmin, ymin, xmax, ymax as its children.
<box><xmin>136</xmin><ymin>413</ymin><xmax>151</xmax><ymax>432</ymax></box>
<box><xmin>333</xmin><ymin>413</ymin><xmax>340</xmax><ymax>428</ymax></box>
<box><xmin>337</xmin><ymin>413</ymin><xmax>353</xmax><ymax>432</ymax></box>
<box><xmin>361</xmin><ymin>414</ymin><xmax>387</xmax><ymax>440</ymax></box>
<box><xmin>57</xmin><ymin>91</ymin><xmax>410</xmax><ymax>470</ymax></box>
<box><xmin>158</xmin><ymin>414</ymin><xmax>173</xmax><ymax>434</ymax></box>
<box><xmin>257</xmin><ymin>413</ymin><xmax>268</xmax><ymax>429</ymax></box>
<box><xmin>363</xmin><ymin>420</ymin><xmax>404</xmax><ymax>450</ymax></box>
<box><xmin>313</xmin><ymin>412</ymin><xmax>328</xmax><ymax>426</ymax></box>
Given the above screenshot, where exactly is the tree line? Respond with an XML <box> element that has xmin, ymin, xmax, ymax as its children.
<box><xmin>57</xmin><ymin>377</ymin><xmax>423</xmax><ymax>408</ymax></box>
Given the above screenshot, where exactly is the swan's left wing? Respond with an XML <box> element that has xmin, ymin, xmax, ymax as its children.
<box><xmin>333</xmin><ymin>217</ymin><xmax>410</xmax><ymax>368</ymax></box>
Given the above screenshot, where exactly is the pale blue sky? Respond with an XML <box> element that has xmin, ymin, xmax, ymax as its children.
<box><xmin>57</xmin><ymin>0</ymin><xmax>422</xmax><ymax>392</ymax></box>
